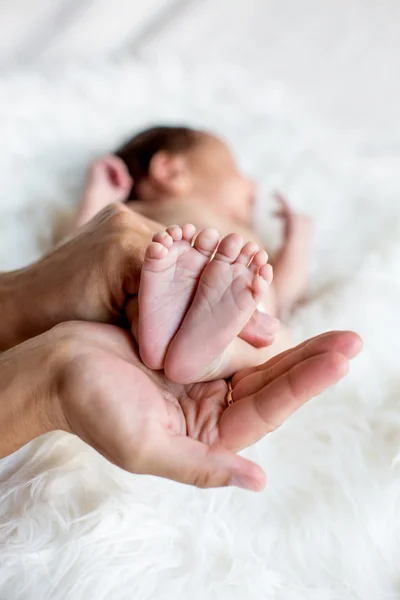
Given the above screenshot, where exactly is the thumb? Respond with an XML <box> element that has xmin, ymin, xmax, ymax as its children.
<box><xmin>143</xmin><ymin>433</ymin><xmax>266</xmax><ymax>491</ymax></box>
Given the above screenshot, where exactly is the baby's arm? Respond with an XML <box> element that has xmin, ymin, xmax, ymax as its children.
<box><xmin>270</xmin><ymin>194</ymin><xmax>313</xmax><ymax>315</ymax></box>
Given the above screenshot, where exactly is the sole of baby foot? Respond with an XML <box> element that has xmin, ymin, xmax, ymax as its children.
<box><xmin>138</xmin><ymin>224</ymin><xmax>220</xmax><ymax>370</ymax></box>
<box><xmin>164</xmin><ymin>234</ymin><xmax>272</xmax><ymax>384</ymax></box>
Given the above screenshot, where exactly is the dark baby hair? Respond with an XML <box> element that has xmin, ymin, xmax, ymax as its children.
<box><xmin>115</xmin><ymin>125</ymin><xmax>200</xmax><ymax>200</ymax></box>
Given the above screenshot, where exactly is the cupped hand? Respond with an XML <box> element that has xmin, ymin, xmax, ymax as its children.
<box><xmin>55</xmin><ymin>322</ymin><xmax>362</xmax><ymax>491</ymax></box>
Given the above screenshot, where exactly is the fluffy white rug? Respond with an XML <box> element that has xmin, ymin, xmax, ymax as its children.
<box><xmin>1</xmin><ymin>58</ymin><xmax>400</xmax><ymax>600</ymax></box>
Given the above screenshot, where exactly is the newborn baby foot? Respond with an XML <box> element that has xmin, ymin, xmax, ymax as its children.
<box><xmin>164</xmin><ymin>233</ymin><xmax>272</xmax><ymax>383</ymax></box>
<box><xmin>138</xmin><ymin>224</ymin><xmax>220</xmax><ymax>370</ymax></box>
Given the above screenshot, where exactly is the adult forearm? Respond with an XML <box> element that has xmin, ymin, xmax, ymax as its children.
<box><xmin>0</xmin><ymin>266</ymin><xmax>53</xmax><ymax>352</ymax></box>
<box><xmin>0</xmin><ymin>270</ymin><xmax>27</xmax><ymax>351</ymax></box>
<box><xmin>0</xmin><ymin>333</ymin><xmax>62</xmax><ymax>457</ymax></box>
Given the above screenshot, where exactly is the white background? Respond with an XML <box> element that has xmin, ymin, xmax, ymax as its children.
<box><xmin>0</xmin><ymin>0</ymin><xmax>399</xmax><ymax>146</ymax></box>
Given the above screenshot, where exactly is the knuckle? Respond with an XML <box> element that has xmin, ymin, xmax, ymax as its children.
<box><xmin>120</xmin><ymin>430</ymin><xmax>153</xmax><ymax>474</ymax></box>
<box><xmin>285</xmin><ymin>369</ymin><xmax>298</xmax><ymax>401</ymax></box>
<box><xmin>110</xmin><ymin>230</ymin><xmax>130</xmax><ymax>255</ymax></box>
<box><xmin>254</xmin><ymin>393</ymin><xmax>280</xmax><ymax>434</ymax></box>
<box><xmin>51</xmin><ymin>322</ymin><xmax>85</xmax><ymax>352</ymax></box>
<box><xmin>191</xmin><ymin>469</ymin><xmax>231</xmax><ymax>490</ymax></box>
<box><xmin>192</xmin><ymin>470</ymin><xmax>213</xmax><ymax>489</ymax></box>
<box><xmin>51</xmin><ymin>321</ymin><xmax>76</xmax><ymax>336</ymax></box>
<box><xmin>108</xmin><ymin>204</ymin><xmax>133</xmax><ymax>231</ymax></box>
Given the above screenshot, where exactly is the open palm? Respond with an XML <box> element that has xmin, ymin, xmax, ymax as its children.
<box><xmin>58</xmin><ymin>322</ymin><xmax>361</xmax><ymax>490</ymax></box>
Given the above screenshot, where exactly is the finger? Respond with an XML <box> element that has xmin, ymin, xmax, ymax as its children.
<box><xmin>103</xmin><ymin>155</ymin><xmax>133</xmax><ymax>190</ymax></box>
<box><xmin>141</xmin><ymin>433</ymin><xmax>266</xmax><ymax>491</ymax></box>
<box><xmin>238</xmin><ymin>309</ymin><xmax>279</xmax><ymax>348</ymax></box>
<box><xmin>232</xmin><ymin>330</ymin><xmax>362</xmax><ymax>389</ymax></box>
<box><xmin>273</xmin><ymin>193</ymin><xmax>292</xmax><ymax>224</ymax></box>
<box><xmin>220</xmin><ymin>351</ymin><xmax>349</xmax><ymax>452</ymax></box>
<box><xmin>274</xmin><ymin>192</ymin><xmax>290</xmax><ymax>211</ymax></box>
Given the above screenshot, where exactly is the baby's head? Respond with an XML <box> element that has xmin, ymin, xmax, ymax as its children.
<box><xmin>115</xmin><ymin>125</ymin><xmax>256</xmax><ymax>226</ymax></box>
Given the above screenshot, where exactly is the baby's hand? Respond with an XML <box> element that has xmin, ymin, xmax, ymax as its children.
<box><xmin>274</xmin><ymin>193</ymin><xmax>313</xmax><ymax>242</ymax></box>
<box><xmin>70</xmin><ymin>156</ymin><xmax>133</xmax><ymax>233</ymax></box>
<box><xmin>271</xmin><ymin>193</ymin><xmax>314</xmax><ymax>313</ymax></box>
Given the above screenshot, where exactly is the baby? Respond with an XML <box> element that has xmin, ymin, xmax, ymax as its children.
<box><xmin>71</xmin><ymin>126</ymin><xmax>313</xmax><ymax>380</ymax></box>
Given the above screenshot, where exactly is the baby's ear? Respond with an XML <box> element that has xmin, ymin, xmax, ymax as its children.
<box><xmin>149</xmin><ymin>151</ymin><xmax>191</xmax><ymax>195</ymax></box>
<box><xmin>102</xmin><ymin>155</ymin><xmax>133</xmax><ymax>193</ymax></box>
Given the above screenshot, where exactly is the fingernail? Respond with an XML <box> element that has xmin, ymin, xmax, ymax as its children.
<box><xmin>229</xmin><ymin>475</ymin><xmax>262</xmax><ymax>492</ymax></box>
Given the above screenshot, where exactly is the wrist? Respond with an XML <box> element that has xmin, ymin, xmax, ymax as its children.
<box><xmin>0</xmin><ymin>269</ymin><xmax>27</xmax><ymax>351</ymax></box>
<box><xmin>0</xmin><ymin>329</ymin><xmax>67</xmax><ymax>458</ymax></box>
<box><xmin>0</xmin><ymin>261</ymin><xmax>61</xmax><ymax>351</ymax></box>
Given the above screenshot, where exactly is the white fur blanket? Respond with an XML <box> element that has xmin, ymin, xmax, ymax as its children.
<box><xmin>1</xmin><ymin>59</ymin><xmax>400</xmax><ymax>600</ymax></box>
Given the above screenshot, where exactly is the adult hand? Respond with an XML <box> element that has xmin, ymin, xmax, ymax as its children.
<box><xmin>0</xmin><ymin>205</ymin><xmax>156</xmax><ymax>350</ymax></box>
<box><xmin>51</xmin><ymin>323</ymin><xmax>362</xmax><ymax>490</ymax></box>
<box><xmin>1</xmin><ymin>204</ymin><xmax>275</xmax><ymax>351</ymax></box>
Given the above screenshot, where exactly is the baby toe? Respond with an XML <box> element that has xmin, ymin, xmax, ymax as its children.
<box><xmin>250</xmin><ymin>249</ymin><xmax>269</xmax><ymax>271</ymax></box>
<box><xmin>259</xmin><ymin>263</ymin><xmax>274</xmax><ymax>284</ymax></box>
<box><xmin>166</xmin><ymin>225</ymin><xmax>183</xmax><ymax>242</ymax></box>
<box><xmin>193</xmin><ymin>228</ymin><xmax>220</xmax><ymax>257</ymax></box>
<box><xmin>252</xmin><ymin>273</ymin><xmax>269</xmax><ymax>302</ymax></box>
<box><xmin>214</xmin><ymin>233</ymin><xmax>244</xmax><ymax>264</ymax></box>
<box><xmin>181</xmin><ymin>223</ymin><xmax>197</xmax><ymax>242</ymax></box>
<box><xmin>235</xmin><ymin>241</ymin><xmax>259</xmax><ymax>265</ymax></box>
<box><xmin>145</xmin><ymin>241</ymin><xmax>169</xmax><ymax>260</ymax></box>
<box><xmin>152</xmin><ymin>230</ymin><xmax>174</xmax><ymax>248</ymax></box>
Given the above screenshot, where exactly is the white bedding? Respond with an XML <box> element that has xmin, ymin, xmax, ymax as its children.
<box><xmin>0</xmin><ymin>59</ymin><xmax>400</xmax><ymax>600</ymax></box>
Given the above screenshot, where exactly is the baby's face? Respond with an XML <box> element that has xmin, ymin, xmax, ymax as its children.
<box><xmin>187</xmin><ymin>135</ymin><xmax>256</xmax><ymax>226</ymax></box>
